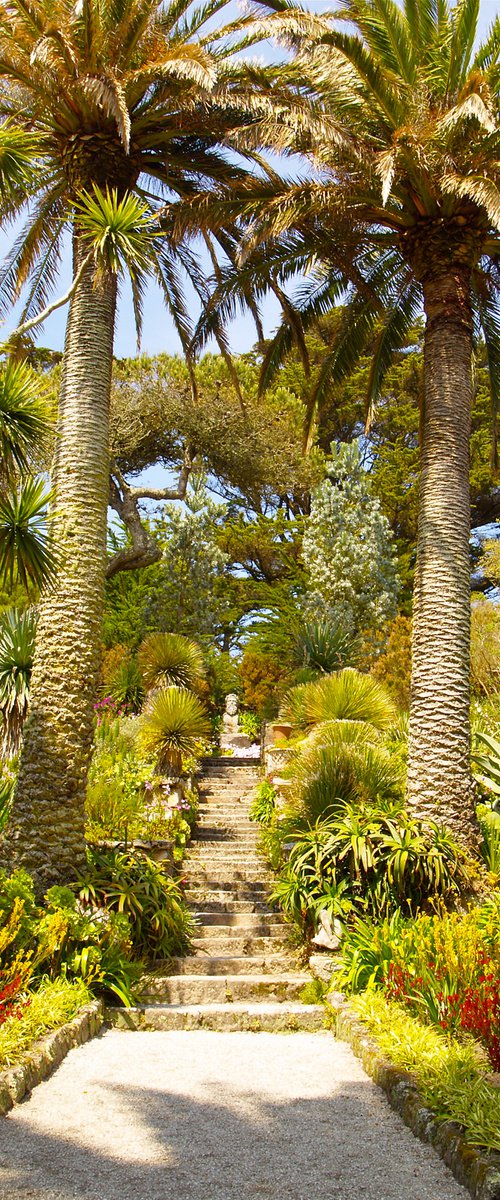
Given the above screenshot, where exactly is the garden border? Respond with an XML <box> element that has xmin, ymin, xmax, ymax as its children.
<box><xmin>0</xmin><ymin>999</ymin><xmax>104</xmax><ymax>1116</ymax></box>
<box><xmin>328</xmin><ymin>998</ymin><xmax>500</xmax><ymax>1200</ymax></box>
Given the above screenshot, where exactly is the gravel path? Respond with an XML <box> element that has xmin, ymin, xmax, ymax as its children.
<box><xmin>0</xmin><ymin>1029</ymin><xmax>468</xmax><ymax>1200</ymax></box>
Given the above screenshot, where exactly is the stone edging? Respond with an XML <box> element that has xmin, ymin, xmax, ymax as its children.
<box><xmin>329</xmin><ymin>1000</ymin><xmax>500</xmax><ymax>1200</ymax></box>
<box><xmin>0</xmin><ymin>999</ymin><xmax>104</xmax><ymax>1116</ymax></box>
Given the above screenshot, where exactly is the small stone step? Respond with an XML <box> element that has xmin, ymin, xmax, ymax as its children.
<box><xmin>139</xmin><ymin>974</ymin><xmax>309</xmax><ymax>1004</ymax></box>
<box><xmin>163</xmin><ymin>955</ymin><xmax>296</xmax><ymax>975</ymax></box>
<box><xmin>185</xmin><ymin>889</ymin><xmax>272</xmax><ymax>905</ymax></box>
<box><xmin>195</xmin><ymin>912</ymin><xmax>284</xmax><ymax>929</ymax></box>
<box><xmin>184</xmin><ymin>879</ymin><xmax>269</xmax><ymax>894</ymax></box>
<box><xmin>188</xmin><ymin>899</ymin><xmax>274</xmax><ymax>913</ymax></box>
<box><xmin>186</xmin><ymin>865</ymin><xmax>268</xmax><ymax>881</ymax></box>
<box><xmin>108</xmin><ymin>1003</ymin><xmax>325</xmax><ymax>1032</ymax></box>
<box><xmin>191</xmin><ymin>935</ymin><xmax>288</xmax><ymax>954</ymax></box>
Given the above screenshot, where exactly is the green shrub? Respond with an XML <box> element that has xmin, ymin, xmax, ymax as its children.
<box><xmin>339</xmin><ymin>900</ymin><xmax>500</xmax><ymax>1070</ymax></box>
<box><xmin>476</xmin><ymin>803</ymin><xmax>500</xmax><ymax>875</ymax></box>
<box><xmin>472</xmin><ymin>730</ymin><xmax>500</xmax><ymax>801</ymax></box>
<box><xmin>0</xmin><ymin>977</ymin><xmax>90</xmax><ymax>1067</ymax></box>
<box><xmin>239</xmin><ymin>710</ymin><xmax>260</xmax><ymax>741</ymax></box>
<box><xmin>78</xmin><ymin>847</ymin><xmax>193</xmax><ymax>960</ymax></box>
<box><xmin>354</xmin><ymin>990</ymin><xmax>500</xmax><ymax>1153</ymax></box>
<box><xmin>86</xmin><ymin>718</ymin><xmax>154</xmax><ymax>842</ymax></box>
<box><xmin>268</xmin><ymin>805</ymin><xmax>468</xmax><ymax>934</ymax></box>
<box><xmin>250</xmin><ymin>779</ymin><xmax>277</xmax><ymax>825</ymax></box>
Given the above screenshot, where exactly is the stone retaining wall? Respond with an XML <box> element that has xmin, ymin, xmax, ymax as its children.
<box><xmin>330</xmin><ymin>1000</ymin><xmax>500</xmax><ymax>1200</ymax></box>
<box><xmin>0</xmin><ymin>999</ymin><xmax>104</xmax><ymax>1116</ymax></box>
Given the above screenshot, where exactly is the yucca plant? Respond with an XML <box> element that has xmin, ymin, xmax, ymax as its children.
<box><xmin>281</xmin><ymin>668</ymin><xmax>396</xmax><ymax>733</ymax></box>
<box><xmin>0</xmin><ymin>608</ymin><xmax>37</xmax><ymax>758</ymax></box>
<box><xmin>109</xmin><ymin>657</ymin><xmax>144</xmax><ymax>715</ymax></box>
<box><xmin>138</xmin><ymin>686</ymin><xmax>211</xmax><ymax>776</ymax></box>
<box><xmin>287</xmin><ymin>723</ymin><xmax>403</xmax><ymax>824</ymax></box>
<box><xmin>294</xmin><ymin>615</ymin><xmax>359</xmax><ymax>674</ymax></box>
<box><xmin>138</xmin><ymin>633</ymin><xmax>205</xmax><ymax>695</ymax></box>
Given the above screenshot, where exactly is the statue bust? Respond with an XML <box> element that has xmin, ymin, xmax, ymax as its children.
<box><xmin>222</xmin><ymin>693</ymin><xmax>239</xmax><ymax>734</ymax></box>
<box><xmin>220</xmin><ymin>692</ymin><xmax>252</xmax><ymax>751</ymax></box>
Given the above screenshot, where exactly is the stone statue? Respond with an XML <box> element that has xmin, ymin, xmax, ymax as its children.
<box><xmin>220</xmin><ymin>693</ymin><xmax>252</xmax><ymax>751</ymax></box>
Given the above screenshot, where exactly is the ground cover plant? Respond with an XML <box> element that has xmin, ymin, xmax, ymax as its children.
<box><xmin>353</xmin><ymin>990</ymin><xmax>500</xmax><ymax>1153</ymax></box>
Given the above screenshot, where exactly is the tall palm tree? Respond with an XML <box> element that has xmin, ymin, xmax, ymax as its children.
<box><xmin>187</xmin><ymin>0</ymin><xmax>500</xmax><ymax>845</ymax></box>
<box><xmin>0</xmin><ymin>0</ymin><xmax>275</xmax><ymax>889</ymax></box>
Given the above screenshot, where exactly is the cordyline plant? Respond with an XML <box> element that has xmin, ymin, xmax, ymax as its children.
<box><xmin>0</xmin><ymin>0</ymin><xmax>287</xmax><ymax>891</ymax></box>
<box><xmin>178</xmin><ymin>0</ymin><xmax>500</xmax><ymax>846</ymax></box>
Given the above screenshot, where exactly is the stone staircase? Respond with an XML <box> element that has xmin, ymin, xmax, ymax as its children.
<box><xmin>110</xmin><ymin>763</ymin><xmax>324</xmax><ymax>1031</ymax></box>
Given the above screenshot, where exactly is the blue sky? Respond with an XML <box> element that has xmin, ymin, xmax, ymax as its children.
<box><xmin>1</xmin><ymin>0</ymin><xmax>497</xmax><ymax>362</ymax></box>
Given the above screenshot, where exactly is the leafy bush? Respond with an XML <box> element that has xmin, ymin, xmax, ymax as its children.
<box><xmin>286</xmin><ymin>723</ymin><xmax>403</xmax><ymax>824</ymax></box>
<box><xmin>371</xmin><ymin>614</ymin><xmax>412</xmax><ymax>710</ymax></box>
<box><xmin>476</xmin><ymin>803</ymin><xmax>500</xmax><ymax>875</ymax></box>
<box><xmin>238</xmin><ymin>649</ymin><xmax>290</xmax><ymax>720</ymax></box>
<box><xmin>86</xmin><ymin>718</ymin><xmax>154</xmax><ymax>843</ymax></box>
<box><xmin>138</xmin><ymin>632</ymin><xmax>204</xmax><ymax>693</ymax></box>
<box><xmin>472</xmin><ymin>730</ymin><xmax>500</xmax><ymax>803</ymax></box>
<box><xmin>239</xmin><ymin>710</ymin><xmax>260</xmax><ymax>741</ymax></box>
<box><xmin>250</xmin><ymin>779</ymin><xmax>277</xmax><ymax>825</ymax></box>
<box><xmin>354</xmin><ymin>991</ymin><xmax>500</xmax><ymax>1153</ymax></box>
<box><xmin>0</xmin><ymin>868</ymin><xmax>141</xmax><ymax>1007</ymax></box>
<box><xmin>109</xmin><ymin>656</ymin><xmax>144</xmax><ymax>713</ymax></box>
<box><xmin>294</xmin><ymin>614</ymin><xmax>359</xmax><ymax>674</ymax></box>
<box><xmin>138</xmin><ymin>686</ymin><xmax>210</xmax><ymax>774</ymax></box>
<box><xmin>0</xmin><ymin>977</ymin><xmax>90</xmax><ymax>1068</ymax></box>
<box><xmin>78</xmin><ymin>847</ymin><xmax>193</xmax><ymax>960</ymax></box>
<box><xmin>340</xmin><ymin>900</ymin><xmax>500</xmax><ymax>1072</ymax></box>
<box><xmin>268</xmin><ymin>805</ymin><xmax>468</xmax><ymax>934</ymax></box>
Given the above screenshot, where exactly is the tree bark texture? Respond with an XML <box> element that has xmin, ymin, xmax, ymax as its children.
<box><xmin>1</xmin><ymin>239</ymin><xmax>116</xmax><ymax>892</ymax></box>
<box><xmin>406</xmin><ymin>266</ymin><xmax>477</xmax><ymax>844</ymax></box>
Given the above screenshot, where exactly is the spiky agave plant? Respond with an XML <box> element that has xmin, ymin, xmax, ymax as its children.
<box><xmin>138</xmin><ymin>686</ymin><xmax>211</xmax><ymax>776</ymax></box>
<box><xmin>138</xmin><ymin>633</ymin><xmax>205</xmax><ymax>695</ymax></box>
<box><xmin>0</xmin><ymin>607</ymin><xmax>37</xmax><ymax>758</ymax></box>
<box><xmin>280</xmin><ymin>668</ymin><xmax>396</xmax><ymax>733</ymax></box>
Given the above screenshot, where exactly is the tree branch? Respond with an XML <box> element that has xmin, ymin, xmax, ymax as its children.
<box><xmin>106</xmin><ymin>453</ymin><xmax>193</xmax><ymax>578</ymax></box>
<box><xmin>0</xmin><ymin>251</ymin><xmax>94</xmax><ymax>348</ymax></box>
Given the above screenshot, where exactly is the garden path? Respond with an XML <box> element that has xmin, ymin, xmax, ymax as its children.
<box><xmin>0</xmin><ymin>764</ymin><xmax>469</xmax><ymax>1199</ymax></box>
<box><xmin>0</xmin><ymin>1028</ymin><xmax>469</xmax><ymax>1199</ymax></box>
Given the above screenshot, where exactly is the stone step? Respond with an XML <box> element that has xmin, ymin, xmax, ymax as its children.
<box><xmin>138</xmin><ymin>974</ymin><xmax>310</xmax><ymax>1004</ymax></box>
<box><xmin>191</xmin><ymin>934</ymin><xmax>288</xmax><ymax>954</ymax></box>
<box><xmin>184</xmin><ymin>878</ymin><xmax>269</xmax><ymax>894</ymax></box>
<box><xmin>185</xmin><ymin>870</ymin><xmax>271</xmax><ymax>886</ymax></box>
<box><xmin>162</xmin><ymin>955</ymin><xmax>295</xmax><ymax>976</ymax></box>
<box><xmin>189</xmin><ymin>899</ymin><xmax>275</xmax><ymax>914</ymax></box>
<box><xmin>108</xmin><ymin>1003</ymin><xmax>325</xmax><ymax>1032</ymax></box>
<box><xmin>185</xmin><ymin>890</ymin><xmax>271</xmax><ymax>906</ymax></box>
<box><xmin>193</xmin><ymin>830</ymin><xmax>259</xmax><ymax>842</ymax></box>
<box><xmin>195</xmin><ymin>912</ymin><xmax>284</xmax><ymax>929</ymax></box>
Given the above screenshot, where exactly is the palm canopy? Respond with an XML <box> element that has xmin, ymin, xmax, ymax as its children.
<box><xmin>183</xmin><ymin>0</ymin><xmax>500</xmax><ymax>431</ymax></box>
<box><xmin>0</xmin><ymin>0</ymin><xmax>282</xmax><ymax>354</ymax></box>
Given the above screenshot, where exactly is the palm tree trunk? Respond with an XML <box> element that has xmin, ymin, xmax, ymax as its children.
<box><xmin>2</xmin><ymin>236</ymin><xmax>116</xmax><ymax>892</ymax></box>
<box><xmin>406</xmin><ymin>265</ymin><xmax>477</xmax><ymax>845</ymax></box>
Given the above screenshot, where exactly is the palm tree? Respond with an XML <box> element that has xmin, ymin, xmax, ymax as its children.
<box><xmin>0</xmin><ymin>0</ymin><xmax>276</xmax><ymax>889</ymax></box>
<box><xmin>190</xmin><ymin>0</ymin><xmax>500</xmax><ymax>845</ymax></box>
